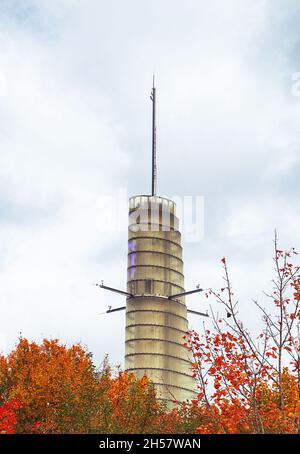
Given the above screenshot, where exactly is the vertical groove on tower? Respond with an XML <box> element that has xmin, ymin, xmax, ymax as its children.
<box><xmin>125</xmin><ymin>195</ymin><xmax>197</xmax><ymax>404</ymax></box>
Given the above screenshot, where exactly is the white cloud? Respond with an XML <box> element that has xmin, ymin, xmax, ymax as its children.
<box><xmin>0</xmin><ymin>0</ymin><xmax>300</xmax><ymax>365</ymax></box>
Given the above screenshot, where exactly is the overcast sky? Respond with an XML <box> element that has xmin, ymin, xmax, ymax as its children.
<box><xmin>0</xmin><ymin>0</ymin><xmax>300</xmax><ymax>366</ymax></box>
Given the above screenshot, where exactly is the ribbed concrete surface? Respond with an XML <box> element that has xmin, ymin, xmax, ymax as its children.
<box><xmin>125</xmin><ymin>195</ymin><xmax>196</xmax><ymax>404</ymax></box>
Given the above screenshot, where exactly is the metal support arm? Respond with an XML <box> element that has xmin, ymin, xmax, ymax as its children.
<box><xmin>95</xmin><ymin>283</ymin><xmax>133</xmax><ymax>298</ymax></box>
<box><xmin>168</xmin><ymin>288</ymin><xmax>204</xmax><ymax>299</ymax></box>
<box><xmin>187</xmin><ymin>308</ymin><xmax>209</xmax><ymax>318</ymax></box>
<box><xmin>96</xmin><ymin>282</ymin><xmax>209</xmax><ymax>318</ymax></box>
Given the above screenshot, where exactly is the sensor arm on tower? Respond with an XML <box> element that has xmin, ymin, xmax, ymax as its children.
<box><xmin>168</xmin><ymin>287</ymin><xmax>209</xmax><ymax>317</ymax></box>
<box><xmin>94</xmin><ymin>283</ymin><xmax>133</xmax><ymax>298</ymax></box>
<box><xmin>167</xmin><ymin>288</ymin><xmax>205</xmax><ymax>299</ymax></box>
<box><xmin>106</xmin><ymin>306</ymin><xmax>126</xmax><ymax>314</ymax></box>
<box><xmin>96</xmin><ymin>283</ymin><xmax>209</xmax><ymax>317</ymax></box>
<box><xmin>187</xmin><ymin>309</ymin><xmax>209</xmax><ymax>318</ymax></box>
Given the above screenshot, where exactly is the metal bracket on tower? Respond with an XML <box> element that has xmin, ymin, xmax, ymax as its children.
<box><xmin>94</xmin><ymin>282</ymin><xmax>133</xmax><ymax>298</ymax></box>
<box><xmin>96</xmin><ymin>282</ymin><xmax>209</xmax><ymax>318</ymax></box>
<box><xmin>106</xmin><ymin>306</ymin><xmax>126</xmax><ymax>314</ymax></box>
<box><xmin>168</xmin><ymin>287</ymin><xmax>210</xmax><ymax>318</ymax></box>
<box><xmin>167</xmin><ymin>288</ymin><xmax>205</xmax><ymax>299</ymax></box>
<box><xmin>187</xmin><ymin>309</ymin><xmax>209</xmax><ymax>318</ymax></box>
<box><xmin>95</xmin><ymin>282</ymin><xmax>130</xmax><ymax>315</ymax></box>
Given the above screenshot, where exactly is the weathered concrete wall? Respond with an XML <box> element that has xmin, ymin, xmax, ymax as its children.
<box><xmin>125</xmin><ymin>195</ymin><xmax>196</xmax><ymax>405</ymax></box>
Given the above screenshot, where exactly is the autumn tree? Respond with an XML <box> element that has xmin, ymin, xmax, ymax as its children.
<box><xmin>91</xmin><ymin>369</ymin><xmax>159</xmax><ymax>433</ymax></box>
<box><xmin>0</xmin><ymin>338</ymin><xmax>101</xmax><ymax>433</ymax></box>
<box><xmin>187</xmin><ymin>234</ymin><xmax>300</xmax><ymax>433</ymax></box>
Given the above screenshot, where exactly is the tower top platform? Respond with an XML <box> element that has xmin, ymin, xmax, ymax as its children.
<box><xmin>129</xmin><ymin>195</ymin><xmax>176</xmax><ymax>215</ymax></box>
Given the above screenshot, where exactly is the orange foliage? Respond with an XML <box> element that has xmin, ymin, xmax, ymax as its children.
<box><xmin>1</xmin><ymin>239</ymin><xmax>300</xmax><ymax>434</ymax></box>
<box><xmin>0</xmin><ymin>399</ymin><xmax>22</xmax><ymax>434</ymax></box>
<box><xmin>185</xmin><ymin>329</ymin><xmax>300</xmax><ymax>434</ymax></box>
<box><xmin>185</xmin><ymin>240</ymin><xmax>300</xmax><ymax>434</ymax></box>
<box><xmin>0</xmin><ymin>338</ymin><xmax>159</xmax><ymax>434</ymax></box>
<box><xmin>1</xmin><ymin>334</ymin><xmax>300</xmax><ymax>434</ymax></box>
<box><xmin>0</xmin><ymin>338</ymin><xmax>100</xmax><ymax>433</ymax></box>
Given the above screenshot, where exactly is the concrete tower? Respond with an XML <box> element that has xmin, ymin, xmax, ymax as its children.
<box><xmin>98</xmin><ymin>80</ymin><xmax>206</xmax><ymax>405</ymax></box>
<box><xmin>125</xmin><ymin>195</ymin><xmax>197</xmax><ymax>403</ymax></box>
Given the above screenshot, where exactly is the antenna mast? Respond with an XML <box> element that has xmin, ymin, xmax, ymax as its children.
<box><xmin>150</xmin><ymin>76</ymin><xmax>157</xmax><ymax>196</ymax></box>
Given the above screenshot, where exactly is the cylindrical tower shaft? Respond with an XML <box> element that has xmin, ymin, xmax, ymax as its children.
<box><xmin>125</xmin><ymin>195</ymin><xmax>196</xmax><ymax>404</ymax></box>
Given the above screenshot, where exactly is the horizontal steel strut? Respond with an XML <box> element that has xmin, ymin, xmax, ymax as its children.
<box><xmin>96</xmin><ymin>283</ymin><xmax>209</xmax><ymax>317</ymax></box>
